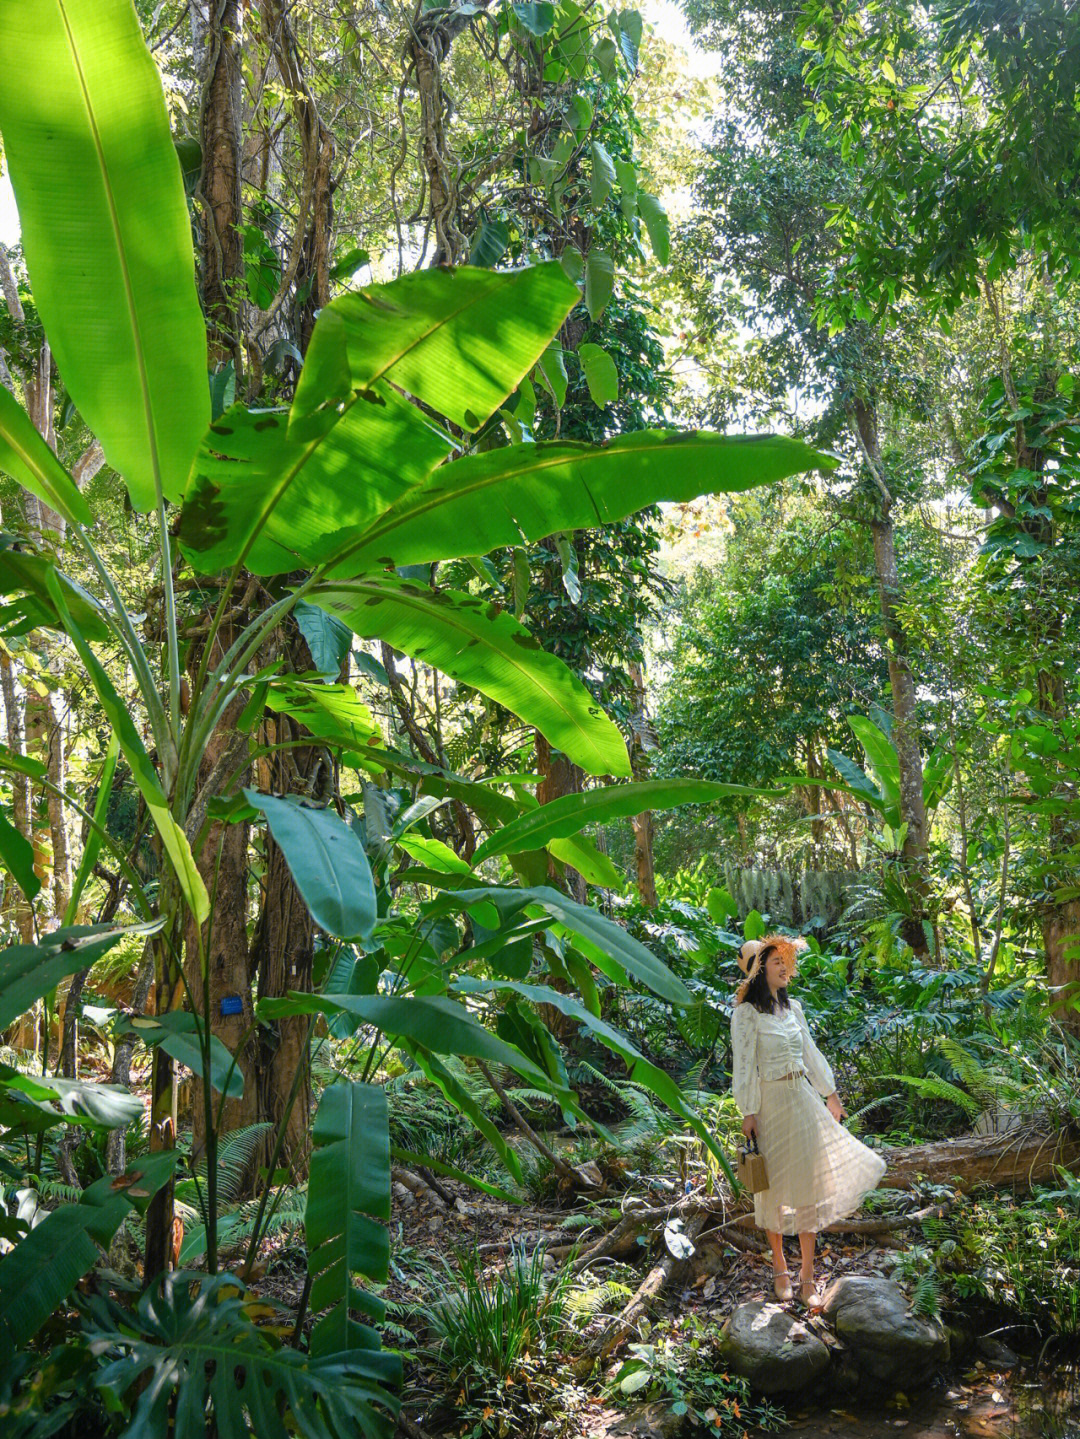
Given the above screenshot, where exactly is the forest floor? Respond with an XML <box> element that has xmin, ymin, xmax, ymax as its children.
<box><xmin>240</xmin><ymin>1165</ymin><xmax>1079</xmax><ymax>1439</ymax></box>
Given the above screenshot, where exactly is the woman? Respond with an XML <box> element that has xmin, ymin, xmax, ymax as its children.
<box><xmin>731</xmin><ymin>935</ymin><xmax>886</xmax><ymax>1304</ymax></box>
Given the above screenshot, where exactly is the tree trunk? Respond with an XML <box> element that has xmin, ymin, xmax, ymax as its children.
<box><xmin>249</xmin><ymin>619</ymin><xmax>321</xmax><ymax>1180</ymax></box>
<box><xmin>880</xmin><ymin>1125</ymin><xmax>1080</xmax><ymax>1194</ymax></box>
<box><xmin>1043</xmin><ymin>898</ymin><xmax>1080</xmax><ymax>1036</ymax></box>
<box><xmin>535</xmin><ymin>732</ymin><xmax>586</xmax><ymax>902</ymax></box>
<box><xmin>627</xmin><ymin>662</ymin><xmax>657</xmax><ymax>907</ymax></box>
<box><xmin>0</xmin><ymin>649</ymin><xmax>35</xmax><ymax>944</ymax></box>
<box><xmin>198</xmin><ymin>0</ymin><xmax>245</xmax><ymax>367</ymax></box>
<box><xmin>853</xmin><ymin>397</ymin><xmax>930</xmax><ymax>955</ymax></box>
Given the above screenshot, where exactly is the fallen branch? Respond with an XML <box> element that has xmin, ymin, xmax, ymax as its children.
<box><xmin>593</xmin><ymin>1210</ymin><xmax>708</xmax><ymax>1360</ymax></box>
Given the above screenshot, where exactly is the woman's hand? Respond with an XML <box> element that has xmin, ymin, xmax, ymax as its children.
<box><xmin>742</xmin><ymin>1114</ymin><xmax>758</xmax><ymax>1140</ymax></box>
<box><xmin>826</xmin><ymin>1092</ymin><xmax>847</xmax><ymax>1123</ymax></box>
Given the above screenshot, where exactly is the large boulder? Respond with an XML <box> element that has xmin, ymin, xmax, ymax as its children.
<box><xmin>720</xmin><ymin>1301</ymin><xmax>831</xmax><ymax>1395</ymax></box>
<box><xmin>820</xmin><ymin>1276</ymin><xmax>949</xmax><ymax>1389</ymax></box>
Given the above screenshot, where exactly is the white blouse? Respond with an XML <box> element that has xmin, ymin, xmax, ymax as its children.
<box><xmin>730</xmin><ymin>998</ymin><xmax>836</xmax><ymax>1116</ymax></box>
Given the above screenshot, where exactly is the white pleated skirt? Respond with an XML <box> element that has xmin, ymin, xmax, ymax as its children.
<box><xmin>753</xmin><ymin>1074</ymin><xmax>887</xmax><ymax>1235</ymax></box>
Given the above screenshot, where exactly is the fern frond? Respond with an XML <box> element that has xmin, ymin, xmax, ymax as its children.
<box><xmin>880</xmin><ymin>1072</ymin><xmax>982</xmax><ymax>1118</ymax></box>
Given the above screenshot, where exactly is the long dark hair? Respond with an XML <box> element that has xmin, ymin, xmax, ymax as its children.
<box><xmin>744</xmin><ymin>943</ymin><xmax>790</xmax><ymax>1015</ymax></box>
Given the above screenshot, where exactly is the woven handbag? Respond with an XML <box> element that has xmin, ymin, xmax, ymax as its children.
<box><xmin>736</xmin><ymin>1134</ymin><xmax>769</xmax><ymax>1192</ymax></box>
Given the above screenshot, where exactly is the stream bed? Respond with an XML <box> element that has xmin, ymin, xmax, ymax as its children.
<box><xmin>769</xmin><ymin>1361</ymin><xmax>1079</xmax><ymax>1439</ymax></box>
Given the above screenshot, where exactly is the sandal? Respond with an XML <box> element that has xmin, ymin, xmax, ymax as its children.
<box><xmin>799</xmin><ymin>1274</ymin><xmax>818</xmax><ymax>1306</ymax></box>
<box><xmin>773</xmin><ymin>1269</ymin><xmax>793</xmax><ymax>1302</ymax></box>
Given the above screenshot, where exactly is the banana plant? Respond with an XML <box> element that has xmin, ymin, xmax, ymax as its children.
<box><xmin>0</xmin><ymin>0</ymin><xmax>831</xmax><ymax>1422</ymax></box>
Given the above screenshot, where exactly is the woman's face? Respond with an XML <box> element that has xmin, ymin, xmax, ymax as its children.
<box><xmin>763</xmin><ymin>948</ymin><xmax>789</xmax><ymax>991</ymax></box>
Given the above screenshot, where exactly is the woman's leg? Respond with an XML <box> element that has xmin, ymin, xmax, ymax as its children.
<box><xmin>798</xmin><ymin>1230</ymin><xmax>816</xmax><ymax>1288</ymax></box>
<box><xmin>765</xmin><ymin>1229</ymin><xmax>788</xmax><ymax>1275</ymax></box>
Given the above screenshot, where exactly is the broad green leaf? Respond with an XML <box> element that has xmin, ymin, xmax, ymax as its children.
<box><xmin>64</xmin><ymin>733</ymin><xmax>119</xmax><ymax>925</ymax></box>
<box><xmin>473</xmin><ymin>778</ymin><xmax>769</xmax><ymax>861</ymax></box>
<box><xmin>0</xmin><ymin>536</ymin><xmax>111</xmax><ymax>642</ymax></box>
<box><xmin>89</xmin><ymin>1269</ymin><xmax>400</xmax><ymax>1437</ymax></box>
<box><xmin>294</xmin><ymin>600</ymin><xmax>352</xmax><ymax>678</ymax></box>
<box><xmin>548</xmin><ymin>834</ymin><xmax>623</xmax><ymax>889</ymax></box>
<box><xmin>455</xmin><ymin>978</ymin><xmax>728</xmax><ymax>1174</ymax></box>
<box><xmin>264</xmin><ymin>678</ymin><xmax>379</xmax><ymax>751</ymax></box>
<box><xmin>535</xmin><ymin>342</ymin><xmax>569</xmax><ymax>408</ymax></box>
<box><xmin>585</xmin><ymin>250</ymin><xmax>615</xmax><ymax>318</ymax></box>
<box><xmin>468</xmin><ymin>215</ymin><xmax>510</xmax><ymax>268</ymax></box>
<box><xmin>291</xmin><ymin>264</ymin><xmax>577</xmax><ymax>432</ymax></box>
<box><xmin>306</xmin><ymin>576</ymin><xmax>631</xmax><ymax>778</ymax></box>
<box><xmin>124</xmin><ymin>1011</ymin><xmax>244</xmax><ymax>1099</ymax></box>
<box><xmin>637</xmin><ymin>192</ymin><xmax>670</xmax><ymax>265</ymax></box>
<box><xmin>613</xmin><ymin>157</ymin><xmax>638</xmax><ymax>199</ymax></box>
<box><xmin>325</xmin><ymin>432</ymin><xmax>835</xmax><ymax>578</ymax></box>
<box><xmin>257</xmin><ymin>992</ymin><xmax>569</xmax><ymax>1099</ymax></box>
<box><xmin>513</xmin><ymin>0</ymin><xmax>557</xmax><ymax>34</ymax></box>
<box><xmin>577</xmin><ymin>343</ymin><xmax>620</xmax><ymax>406</ymax></box>
<box><xmin>0</xmin><ymin>1205</ymin><xmax>100</xmax><ymax>1360</ymax></box>
<box><xmin>179</xmin><ymin>387</ymin><xmax>453</xmax><ymax>576</ymax></box>
<box><xmin>0</xmin><ymin>918</ymin><xmax>162</xmax><ymax>1031</ymax></box>
<box><xmin>0</xmin><ymin>0</ymin><xmax>209</xmax><ymax>509</ymax></box>
<box><xmin>44</xmin><ymin>572</ymin><xmax>209</xmax><ymax>925</ymax></box>
<box><xmin>397</xmin><ymin>834</ymin><xmax>472</xmax><ymax>874</ymax></box>
<box><xmin>1</xmin><ymin>1064</ymin><xmax>144</xmax><ymax>1129</ymax></box>
<box><xmin>0</xmin><ymin>808</ymin><xmax>39</xmax><ymax>905</ymax></box>
<box><xmin>307</xmin><ymin>1083</ymin><xmax>391</xmax><ymax>1356</ymax></box>
<box><xmin>245</xmin><ymin>791</ymin><xmax>377</xmax><ymax>942</ymax></box>
<box><xmin>347</xmin><ymin>745</ymin><xmax>523</xmax><ymax>825</ymax></box>
<box><xmin>824</xmin><ymin>747</ymin><xmax>884</xmax><ymax>810</ymax></box>
<box><xmin>428</xmin><ymin>884</ymin><xmax>691</xmax><ymax>1005</ymax></box>
<box><xmin>0</xmin><ymin>387</ymin><xmax>91</xmax><ymax>527</ymax></box>
<box><xmin>591</xmin><ymin>142</ymin><xmax>616</xmax><ymax>207</ymax></box>
<box><xmin>849</xmin><ymin>716</ymin><xmax>902</xmax><ymax>822</ymax></box>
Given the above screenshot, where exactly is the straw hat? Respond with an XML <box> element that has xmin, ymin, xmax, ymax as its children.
<box><xmin>735</xmin><ymin>933</ymin><xmax>807</xmax><ymax>1003</ymax></box>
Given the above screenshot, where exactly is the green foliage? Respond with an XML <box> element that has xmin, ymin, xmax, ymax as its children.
<box><xmin>429</xmin><ymin>1243</ymin><xmax>572</xmax><ymax>1383</ymax></box>
<box><xmin>84</xmin><ymin>1270</ymin><xmax>399</xmax><ymax>1437</ymax></box>
<box><xmin>609</xmin><ymin>1314</ymin><xmax>783</xmax><ymax>1434</ymax></box>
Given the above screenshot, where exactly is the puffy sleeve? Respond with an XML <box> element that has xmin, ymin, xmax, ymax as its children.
<box><xmin>730</xmin><ymin>1003</ymin><xmax>761</xmax><ymax>1116</ymax></box>
<box><xmin>791</xmin><ymin>999</ymin><xmax>836</xmax><ymax>1097</ymax></box>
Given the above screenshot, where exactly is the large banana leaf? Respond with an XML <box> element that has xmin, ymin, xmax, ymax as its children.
<box><xmin>849</xmin><ymin>715</ymin><xmax>902</xmax><ymax>822</ymax></box>
<box><xmin>290</xmin><ymin>263</ymin><xmax>577</xmax><ymax>432</ymax></box>
<box><xmin>455</xmin><ymin>977</ymin><xmax>731</xmax><ymax>1179</ymax></box>
<box><xmin>245</xmin><ymin>791</ymin><xmax>377</xmax><ymax>943</ymax></box>
<box><xmin>46</xmin><ymin>572</ymin><xmax>210</xmax><ymax>924</ymax></box>
<box><xmin>179</xmin><ymin>265</ymin><xmax>578</xmax><ymax>575</ymax></box>
<box><xmin>0</xmin><ymin>0</ymin><xmax>208</xmax><ymax>510</ymax></box>
<box><xmin>306</xmin><ymin>1083</ymin><xmax>392</xmax><ymax>1358</ymax></box>
<box><xmin>427</xmin><ymin>884</ymin><xmax>692</xmax><ymax>1006</ymax></box>
<box><xmin>0</xmin><ymin>809</ymin><xmax>39</xmax><ymax>906</ymax></box>
<box><xmin>257</xmin><ymin>992</ymin><xmax>575</xmax><ymax>1107</ymax></box>
<box><xmin>264</xmin><ymin>677</ymin><xmax>380</xmax><ymax>752</ymax></box>
<box><xmin>473</xmin><ymin>777</ymin><xmax>781</xmax><ymax>862</ymax></box>
<box><xmin>306</xmin><ymin>577</ymin><xmax>630</xmax><ymax>778</ymax></box>
<box><xmin>179</xmin><ymin>385</ymin><xmax>453</xmax><ymax>575</ymax></box>
<box><xmin>0</xmin><ymin>537</ymin><xmax>111</xmax><ymax>642</ymax></box>
<box><xmin>88</xmin><ymin>1270</ymin><xmax>399</xmax><ymax>1439</ymax></box>
<box><xmin>0</xmin><ymin>918</ymin><xmax>162</xmax><ymax>1030</ymax></box>
<box><xmin>0</xmin><ymin>386</ymin><xmax>91</xmax><ymax>527</ymax></box>
<box><xmin>323</xmin><ymin>431</ymin><xmax>836</xmax><ymax>577</ymax></box>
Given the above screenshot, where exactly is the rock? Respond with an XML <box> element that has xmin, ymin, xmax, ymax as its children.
<box><xmin>977</xmin><ymin>1335</ymin><xmax>1018</xmax><ymax>1367</ymax></box>
<box><xmin>820</xmin><ymin>1277</ymin><xmax>949</xmax><ymax>1388</ymax></box>
<box><xmin>608</xmin><ymin>1401</ymin><xmax>684</xmax><ymax>1437</ymax></box>
<box><xmin>720</xmin><ymin>1301</ymin><xmax>831</xmax><ymax>1395</ymax></box>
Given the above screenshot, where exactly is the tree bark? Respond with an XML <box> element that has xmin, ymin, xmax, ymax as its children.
<box><xmin>535</xmin><ymin>732</ymin><xmax>587</xmax><ymax>901</ymax></box>
<box><xmin>197</xmin><ymin>0</ymin><xmax>245</xmax><ymax>367</ymax></box>
<box><xmin>1043</xmin><ymin>898</ymin><xmax>1080</xmax><ymax>1036</ymax></box>
<box><xmin>0</xmin><ymin>649</ymin><xmax>35</xmax><ymax>944</ymax></box>
<box><xmin>627</xmin><ymin>662</ymin><xmax>657</xmax><ymax>907</ymax></box>
<box><xmin>853</xmin><ymin>397</ymin><xmax>931</xmax><ymax>954</ymax></box>
<box><xmin>878</xmin><ymin>1126</ymin><xmax>1080</xmax><ymax>1194</ymax></box>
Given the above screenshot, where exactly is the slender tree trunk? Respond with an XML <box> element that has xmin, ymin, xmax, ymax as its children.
<box><xmin>250</xmin><ymin>621</ymin><xmax>320</xmax><ymax>1180</ymax></box>
<box><xmin>627</xmin><ymin>663</ymin><xmax>657</xmax><ymax>907</ymax></box>
<box><xmin>198</xmin><ymin>0</ymin><xmax>245</xmax><ymax>368</ymax></box>
<box><xmin>853</xmin><ymin>397</ymin><xmax>930</xmax><ymax>954</ymax></box>
<box><xmin>0</xmin><ymin>649</ymin><xmax>34</xmax><ymax>944</ymax></box>
<box><xmin>535</xmin><ymin>732</ymin><xmax>586</xmax><ymax>902</ymax></box>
